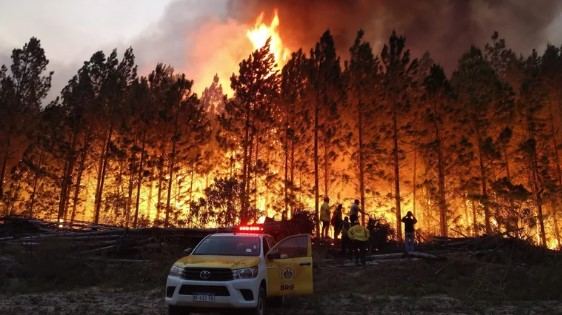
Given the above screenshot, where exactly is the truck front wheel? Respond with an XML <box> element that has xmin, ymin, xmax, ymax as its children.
<box><xmin>252</xmin><ymin>284</ymin><xmax>266</xmax><ymax>315</ymax></box>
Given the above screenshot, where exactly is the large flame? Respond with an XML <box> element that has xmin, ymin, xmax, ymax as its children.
<box><xmin>246</xmin><ymin>10</ymin><xmax>290</xmax><ymax>67</ymax></box>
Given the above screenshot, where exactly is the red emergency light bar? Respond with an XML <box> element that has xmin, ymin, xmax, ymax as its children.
<box><xmin>237</xmin><ymin>225</ymin><xmax>263</xmax><ymax>233</ymax></box>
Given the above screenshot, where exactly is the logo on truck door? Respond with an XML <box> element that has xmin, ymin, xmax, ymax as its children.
<box><xmin>281</xmin><ymin>266</ymin><xmax>295</xmax><ymax>282</ymax></box>
<box><xmin>280</xmin><ymin>266</ymin><xmax>296</xmax><ymax>291</ymax></box>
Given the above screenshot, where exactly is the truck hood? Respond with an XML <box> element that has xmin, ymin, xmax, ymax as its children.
<box><xmin>175</xmin><ymin>255</ymin><xmax>261</xmax><ymax>269</ymax></box>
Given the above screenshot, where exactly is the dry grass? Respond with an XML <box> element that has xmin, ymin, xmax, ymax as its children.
<box><xmin>2</xmin><ymin>238</ymin><xmax>562</xmax><ymax>314</ymax></box>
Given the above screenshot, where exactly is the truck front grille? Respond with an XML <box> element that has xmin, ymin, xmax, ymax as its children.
<box><xmin>181</xmin><ymin>268</ymin><xmax>233</xmax><ymax>281</ymax></box>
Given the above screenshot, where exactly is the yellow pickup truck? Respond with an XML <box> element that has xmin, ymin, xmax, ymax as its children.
<box><xmin>165</xmin><ymin>226</ymin><xmax>313</xmax><ymax>315</ymax></box>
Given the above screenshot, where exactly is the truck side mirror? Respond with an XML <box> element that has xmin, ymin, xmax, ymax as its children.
<box><xmin>184</xmin><ymin>247</ymin><xmax>193</xmax><ymax>255</ymax></box>
<box><xmin>267</xmin><ymin>249</ymin><xmax>281</xmax><ymax>260</ymax></box>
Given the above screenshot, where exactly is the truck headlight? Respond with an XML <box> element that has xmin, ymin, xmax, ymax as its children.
<box><xmin>233</xmin><ymin>266</ymin><xmax>258</xmax><ymax>279</ymax></box>
<box><xmin>169</xmin><ymin>265</ymin><xmax>183</xmax><ymax>277</ymax></box>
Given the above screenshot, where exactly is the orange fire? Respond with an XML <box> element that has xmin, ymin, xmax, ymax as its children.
<box><xmin>246</xmin><ymin>10</ymin><xmax>290</xmax><ymax>67</ymax></box>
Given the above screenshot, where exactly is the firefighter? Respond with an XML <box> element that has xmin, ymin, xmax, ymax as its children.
<box><xmin>348</xmin><ymin>220</ymin><xmax>370</xmax><ymax>266</ymax></box>
<box><xmin>320</xmin><ymin>196</ymin><xmax>331</xmax><ymax>238</ymax></box>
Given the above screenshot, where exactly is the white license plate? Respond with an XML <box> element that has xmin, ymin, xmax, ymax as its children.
<box><xmin>192</xmin><ymin>293</ymin><xmax>215</xmax><ymax>302</ymax></box>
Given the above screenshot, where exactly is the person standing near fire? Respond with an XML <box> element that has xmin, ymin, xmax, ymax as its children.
<box><xmin>348</xmin><ymin>219</ymin><xmax>370</xmax><ymax>266</ymax></box>
<box><xmin>331</xmin><ymin>203</ymin><xmax>343</xmax><ymax>239</ymax></box>
<box><xmin>320</xmin><ymin>196</ymin><xmax>331</xmax><ymax>238</ymax></box>
<box><xmin>349</xmin><ymin>199</ymin><xmax>365</xmax><ymax>224</ymax></box>
<box><xmin>401</xmin><ymin>211</ymin><xmax>417</xmax><ymax>253</ymax></box>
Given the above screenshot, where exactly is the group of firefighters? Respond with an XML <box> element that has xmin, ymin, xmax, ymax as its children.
<box><xmin>320</xmin><ymin>197</ymin><xmax>417</xmax><ymax>266</ymax></box>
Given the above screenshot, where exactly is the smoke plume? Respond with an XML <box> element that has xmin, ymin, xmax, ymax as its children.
<box><xmin>131</xmin><ymin>0</ymin><xmax>562</xmax><ymax>94</ymax></box>
<box><xmin>227</xmin><ymin>0</ymin><xmax>562</xmax><ymax>71</ymax></box>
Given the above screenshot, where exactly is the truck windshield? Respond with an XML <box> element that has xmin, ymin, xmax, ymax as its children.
<box><xmin>193</xmin><ymin>235</ymin><xmax>261</xmax><ymax>256</ymax></box>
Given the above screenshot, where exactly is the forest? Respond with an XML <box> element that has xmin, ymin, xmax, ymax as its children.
<box><xmin>1</xmin><ymin>29</ymin><xmax>562</xmax><ymax>248</ymax></box>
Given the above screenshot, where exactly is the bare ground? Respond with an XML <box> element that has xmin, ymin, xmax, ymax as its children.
<box><xmin>2</xmin><ymin>223</ymin><xmax>562</xmax><ymax>315</ymax></box>
<box><xmin>2</xmin><ymin>254</ymin><xmax>562</xmax><ymax>315</ymax></box>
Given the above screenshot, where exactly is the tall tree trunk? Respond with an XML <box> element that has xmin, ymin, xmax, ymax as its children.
<box><xmin>240</xmin><ymin>102</ymin><xmax>251</xmax><ymax>218</ymax></box>
<box><xmin>529</xmin><ymin>139</ymin><xmax>547</xmax><ymax>246</ymax></box>
<box><xmin>188</xmin><ymin>167</ymin><xmax>195</xmax><ymax>227</ymax></box>
<box><xmin>358</xmin><ymin>100</ymin><xmax>366</xmax><ymax>225</ymax></box>
<box><xmin>254</xmin><ymin>137</ymin><xmax>259</xmax><ymax>211</ymax></box>
<box><xmin>284</xmin><ymin>138</ymin><xmax>289</xmax><ymax>218</ymax></box>
<box><xmin>125</xmin><ymin>155</ymin><xmax>135</xmax><ymax>227</ymax></box>
<box><xmin>133</xmin><ymin>129</ymin><xmax>147</xmax><ymax>228</ymax></box>
<box><xmin>392</xmin><ymin>104</ymin><xmax>402</xmax><ymax>241</ymax></box>
<box><xmin>290</xmin><ymin>136</ymin><xmax>295</xmax><ymax>218</ymax></box>
<box><xmin>156</xmin><ymin>153</ymin><xmax>164</xmax><ymax>222</ymax></box>
<box><xmin>94</xmin><ymin>124</ymin><xmax>114</xmax><ymax>224</ymax></box>
<box><xmin>471</xmin><ymin>198</ymin><xmax>478</xmax><ymax>236</ymax></box>
<box><xmin>412</xmin><ymin>148</ymin><xmax>416</xmax><ymax>216</ymax></box>
<box><xmin>28</xmin><ymin>148</ymin><xmax>45</xmax><ymax>218</ymax></box>
<box><xmin>147</xmin><ymin>180</ymin><xmax>153</xmax><ymax>222</ymax></box>
<box><xmin>165</xmin><ymin>125</ymin><xmax>178</xmax><ymax>227</ymax></box>
<box><xmin>549</xmin><ymin>102</ymin><xmax>562</xmax><ymax>246</ymax></box>
<box><xmin>70</xmin><ymin>127</ymin><xmax>92</xmax><ymax>224</ymax></box>
<box><xmin>245</xmin><ymin>133</ymin><xmax>255</xmax><ymax>220</ymax></box>
<box><xmin>314</xmin><ymin>92</ymin><xmax>320</xmax><ymax>238</ymax></box>
<box><xmin>70</xmin><ymin>151</ymin><xmax>86</xmax><ymax>224</ymax></box>
<box><xmin>323</xmin><ymin>134</ymin><xmax>330</xmax><ymax>200</ymax></box>
<box><xmin>284</xmin><ymin>104</ymin><xmax>290</xmax><ymax>218</ymax></box>
<box><xmin>463</xmin><ymin>194</ymin><xmax>470</xmax><ymax>235</ymax></box>
<box><xmin>58</xmin><ymin>131</ymin><xmax>78</xmax><ymax>222</ymax></box>
<box><xmin>435</xmin><ymin>120</ymin><xmax>448</xmax><ymax>237</ymax></box>
<box><xmin>476</xmin><ymin>135</ymin><xmax>491</xmax><ymax>235</ymax></box>
<box><xmin>229</xmin><ymin>150</ymin><xmax>235</xmax><ymax>179</ymax></box>
<box><xmin>0</xmin><ymin>140</ymin><xmax>10</xmax><ymax>201</ymax></box>
<box><xmin>550</xmin><ymin>199</ymin><xmax>561</xmax><ymax>248</ymax></box>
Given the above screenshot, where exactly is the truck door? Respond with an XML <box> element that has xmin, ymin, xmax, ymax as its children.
<box><xmin>266</xmin><ymin>234</ymin><xmax>313</xmax><ymax>297</ymax></box>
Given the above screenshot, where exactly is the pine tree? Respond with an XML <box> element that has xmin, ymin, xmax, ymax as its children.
<box><xmin>451</xmin><ymin>46</ymin><xmax>513</xmax><ymax>235</ymax></box>
<box><xmin>0</xmin><ymin>37</ymin><xmax>52</xmax><ymax>205</ymax></box>
<box><xmin>281</xmin><ymin>49</ymin><xmax>313</xmax><ymax>217</ymax></box>
<box><xmin>229</xmin><ymin>38</ymin><xmax>280</xmax><ymax>223</ymax></box>
<box><xmin>380</xmin><ymin>31</ymin><xmax>418</xmax><ymax>241</ymax></box>
<box><xmin>419</xmin><ymin>65</ymin><xmax>454</xmax><ymax>236</ymax></box>
<box><xmin>309</xmin><ymin>31</ymin><xmax>342</xmax><ymax>236</ymax></box>
<box><xmin>343</xmin><ymin>30</ymin><xmax>381</xmax><ymax>223</ymax></box>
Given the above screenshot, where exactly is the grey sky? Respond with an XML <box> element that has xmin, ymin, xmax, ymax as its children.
<box><xmin>0</xmin><ymin>0</ymin><xmax>176</xmax><ymax>102</ymax></box>
<box><xmin>1</xmin><ymin>0</ymin><xmax>562</xmax><ymax>105</ymax></box>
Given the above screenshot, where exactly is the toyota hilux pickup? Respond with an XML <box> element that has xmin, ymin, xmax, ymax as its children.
<box><xmin>165</xmin><ymin>226</ymin><xmax>313</xmax><ymax>315</ymax></box>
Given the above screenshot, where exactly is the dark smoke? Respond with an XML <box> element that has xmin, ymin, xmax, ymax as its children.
<box><xmin>226</xmin><ymin>0</ymin><xmax>562</xmax><ymax>73</ymax></box>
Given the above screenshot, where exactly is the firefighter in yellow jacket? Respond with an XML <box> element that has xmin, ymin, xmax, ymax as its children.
<box><xmin>348</xmin><ymin>220</ymin><xmax>370</xmax><ymax>266</ymax></box>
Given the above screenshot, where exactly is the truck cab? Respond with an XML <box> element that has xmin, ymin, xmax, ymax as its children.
<box><xmin>165</xmin><ymin>228</ymin><xmax>313</xmax><ymax>315</ymax></box>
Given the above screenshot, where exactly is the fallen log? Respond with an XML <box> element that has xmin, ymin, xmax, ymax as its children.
<box><xmin>367</xmin><ymin>253</ymin><xmax>404</xmax><ymax>260</ymax></box>
<box><xmin>406</xmin><ymin>251</ymin><xmax>445</xmax><ymax>260</ymax></box>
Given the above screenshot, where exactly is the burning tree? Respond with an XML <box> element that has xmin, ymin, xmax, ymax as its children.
<box><xmin>228</xmin><ymin>38</ymin><xmax>281</xmax><ymax>223</ymax></box>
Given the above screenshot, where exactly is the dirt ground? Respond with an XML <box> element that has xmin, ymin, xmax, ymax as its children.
<box><xmin>2</xmin><ymin>226</ymin><xmax>562</xmax><ymax>315</ymax></box>
<box><xmin>2</xmin><ymin>255</ymin><xmax>562</xmax><ymax>315</ymax></box>
<box><xmin>2</xmin><ymin>286</ymin><xmax>562</xmax><ymax>315</ymax></box>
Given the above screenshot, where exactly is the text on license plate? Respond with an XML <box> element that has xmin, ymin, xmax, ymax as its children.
<box><xmin>193</xmin><ymin>293</ymin><xmax>215</xmax><ymax>302</ymax></box>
